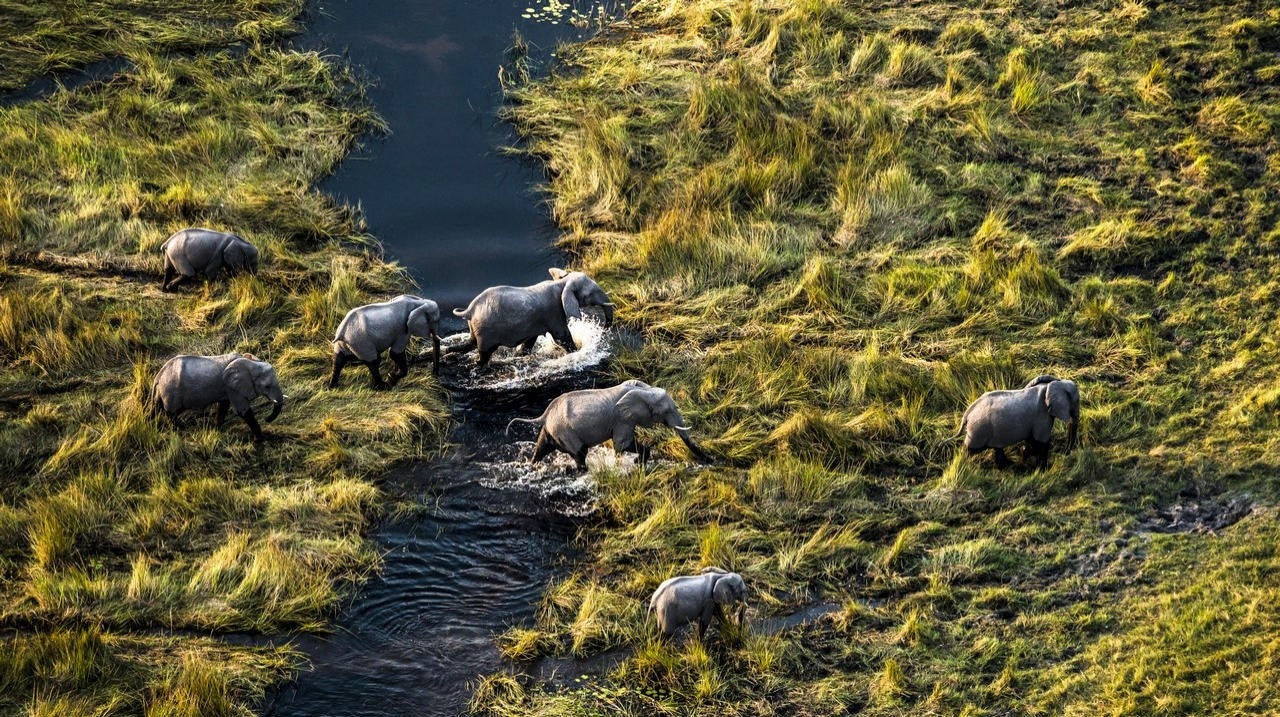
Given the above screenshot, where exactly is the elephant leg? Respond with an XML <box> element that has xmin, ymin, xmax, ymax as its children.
<box><xmin>477</xmin><ymin>348</ymin><xmax>495</xmax><ymax>370</ymax></box>
<box><xmin>531</xmin><ymin>432</ymin><xmax>556</xmax><ymax>464</ymax></box>
<box><xmin>328</xmin><ymin>352</ymin><xmax>349</xmax><ymax>388</ymax></box>
<box><xmin>552</xmin><ymin>330</ymin><xmax>576</xmax><ymax>353</ymax></box>
<box><xmin>365</xmin><ymin>360</ymin><xmax>386</xmax><ymax>390</ymax></box>
<box><xmin>388</xmin><ymin>350</ymin><xmax>408</xmax><ymax>385</ymax></box>
<box><xmin>214</xmin><ymin>400</ymin><xmax>230</xmax><ymax>428</ymax></box>
<box><xmin>517</xmin><ymin>337</ymin><xmax>538</xmax><ymax>355</ymax></box>
<box><xmin>162</xmin><ymin>262</ymin><xmax>176</xmax><ymax>291</ymax></box>
<box><xmin>992</xmin><ymin>447</ymin><xmax>1011</xmax><ymax>469</ymax></box>
<box><xmin>697</xmin><ymin>610</ymin><xmax>713</xmax><ymax>641</ymax></box>
<box><xmin>240</xmin><ymin>409</ymin><xmax>266</xmax><ymax>443</ymax></box>
<box><xmin>573</xmin><ymin>445</ymin><xmax>589</xmax><ymax>472</ymax></box>
<box><xmin>1029</xmin><ymin>440</ymin><xmax>1051</xmax><ymax>470</ymax></box>
<box><xmin>166</xmin><ymin>273</ymin><xmax>192</xmax><ymax>291</ymax></box>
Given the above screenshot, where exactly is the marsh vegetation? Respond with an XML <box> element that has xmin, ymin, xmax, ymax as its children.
<box><xmin>478</xmin><ymin>0</ymin><xmax>1280</xmax><ymax>714</ymax></box>
<box><xmin>3</xmin><ymin>0</ymin><xmax>1280</xmax><ymax>715</ymax></box>
<box><xmin>0</xmin><ymin>2</ymin><xmax>449</xmax><ymax>714</ymax></box>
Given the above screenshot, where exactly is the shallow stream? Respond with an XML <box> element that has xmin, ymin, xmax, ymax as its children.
<box><xmin>265</xmin><ymin>1</ymin><xmax>629</xmax><ymax>712</ymax></box>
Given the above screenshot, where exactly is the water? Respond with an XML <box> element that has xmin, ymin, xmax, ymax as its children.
<box><xmin>263</xmin><ymin>317</ymin><xmax>619</xmax><ymax>715</ymax></box>
<box><xmin>303</xmin><ymin>0</ymin><xmax>622</xmax><ymax>308</ymax></box>
<box><xmin>261</xmin><ymin>2</ymin><xmax>634</xmax><ymax>712</ymax></box>
<box><xmin>261</xmin><ymin>467</ymin><xmax>578</xmax><ymax>717</ymax></box>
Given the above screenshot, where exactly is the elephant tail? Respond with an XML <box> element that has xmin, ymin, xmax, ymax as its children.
<box><xmin>505</xmin><ymin>416</ymin><xmax>543</xmax><ymax>436</ymax></box>
<box><xmin>940</xmin><ymin>412</ymin><xmax>970</xmax><ymax>446</ymax></box>
<box><xmin>146</xmin><ymin>383</ymin><xmax>164</xmax><ymax>420</ymax></box>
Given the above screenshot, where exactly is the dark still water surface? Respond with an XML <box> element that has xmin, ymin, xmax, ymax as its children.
<box><xmin>306</xmin><ymin>0</ymin><xmax>608</xmax><ymax>308</ymax></box>
<box><xmin>261</xmin><ymin>471</ymin><xmax>579</xmax><ymax>717</ymax></box>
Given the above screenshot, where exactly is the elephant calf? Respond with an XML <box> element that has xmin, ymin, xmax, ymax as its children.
<box><xmin>506</xmin><ymin>380</ymin><xmax>711</xmax><ymax>471</ymax></box>
<box><xmin>953</xmin><ymin>374</ymin><xmax>1081</xmax><ymax>469</ymax></box>
<box><xmin>330</xmin><ymin>295</ymin><xmax>441</xmax><ymax>389</ymax></box>
<box><xmin>648</xmin><ymin>567</ymin><xmax>748</xmax><ymax>641</ymax></box>
<box><xmin>448</xmin><ymin>268</ymin><xmax>614</xmax><ymax>370</ymax></box>
<box><xmin>151</xmin><ymin>352</ymin><xmax>285</xmax><ymax>443</ymax></box>
<box><xmin>161</xmin><ymin>228</ymin><xmax>259</xmax><ymax>291</ymax></box>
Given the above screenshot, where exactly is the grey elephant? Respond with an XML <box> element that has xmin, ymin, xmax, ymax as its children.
<box><xmin>505</xmin><ymin>380</ymin><xmax>711</xmax><ymax>470</ymax></box>
<box><xmin>329</xmin><ymin>295</ymin><xmax>441</xmax><ymax>389</ymax></box>
<box><xmin>447</xmin><ymin>268</ymin><xmax>614</xmax><ymax>369</ymax></box>
<box><xmin>952</xmin><ymin>375</ymin><xmax>1081</xmax><ymax>469</ymax></box>
<box><xmin>648</xmin><ymin>567</ymin><xmax>748</xmax><ymax>641</ymax></box>
<box><xmin>150</xmin><ymin>352</ymin><xmax>284</xmax><ymax>442</ymax></box>
<box><xmin>160</xmin><ymin>228</ymin><xmax>259</xmax><ymax>291</ymax></box>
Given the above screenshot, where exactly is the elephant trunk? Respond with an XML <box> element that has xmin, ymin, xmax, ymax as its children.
<box><xmin>600</xmin><ymin>302</ymin><xmax>615</xmax><ymax>327</ymax></box>
<box><xmin>1067</xmin><ymin>417</ymin><xmax>1080</xmax><ymax>451</ymax></box>
<box><xmin>676</xmin><ymin>427</ymin><xmax>712</xmax><ymax>464</ymax></box>
<box><xmin>265</xmin><ymin>386</ymin><xmax>284</xmax><ymax>422</ymax></box>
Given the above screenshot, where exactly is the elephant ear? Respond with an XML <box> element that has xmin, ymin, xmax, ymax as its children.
<box><xmin>407</xmin><ymin>300</ymin><xmax>440</xmax><ymax>337</ymax></box>
<box><xmin>223</xmin><ymin>358</ymin><xmax>257</xmax><ymax>400</ymax></box>
<box><xmin>223</xmin><ymin>237</ymin><xmax>251</xmax><ymax>271</ymax></box>
<box><xmin>548</xmin><ymin>267</ymin><xmax>569</xmax><ymax>280</ymax></box>
<box><xmin>712</xmin><ymin>573</ymin><xmax>743</xmax><ymax>605</ymax></box>
<box><xmin>1045</xmin><ymin>380</ymin><xmax>1075</xmax><ymax>422</ymax></box>
<box><xmin>561</xmin><ymin>277</ymin><xmax>583</xmax><ymax>319</ymax></box>
<box><xmin>616</xmin><ymin>387</ymin><xmax>663</xmax><ymax>428</ymax></box>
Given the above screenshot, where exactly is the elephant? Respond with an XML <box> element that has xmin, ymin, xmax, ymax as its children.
<box><xmin>505</xmin><ymin>380</ymin><xmax>711</xmax><ymax>471</ymax></box>
<box><xmin>952</xmin><ymin>375</ymin><xmax>1081</xmax><ymax>469</ymax></box>
<box><xmin>447</xmin><ymin>268</ymin><xmax>614</xmax><ymax>369</ymax></box>
<box><xmin>648</xmin><ymin>567</ymin><xmax>748</xmax><ymax>641</ymax></box>
<box><xmin>161</xmin><ymin>228</ymin><xmax>259</xmax><ymax>291</ymax></box>
<box><xmin>329</xmin><ymin>295</ymin><xmax>441</xmax><ymax>389</ymax></box>
<box><xmin>150</xmin><ymin>352</ymin><xmax>284</xmax><ymax>442</ymax></box>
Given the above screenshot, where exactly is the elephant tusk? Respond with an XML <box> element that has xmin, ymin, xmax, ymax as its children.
<box><xmin>600</xmin><ymin>302</ymin><xmax>616</xmax><ymax>307</ymax></box>
<box><xmin>281</xmin><ymin>395</ymin><xmax>290</xmax><ymax>400</ymax></box>
<box><xmin>673</xmin><ymin>424</ymin><xmax>692</xmax><ymax>431</ymax></box>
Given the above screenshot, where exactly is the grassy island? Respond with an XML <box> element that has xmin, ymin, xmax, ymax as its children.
<box><xmin>0</xmin><ymin>2</ymin><xmax>448</xmax><ymax>714</ymax></box>
<box><xmin>479</xmin><ymin>0</ymin><xmax>1280</xmax><ymax>714</ymax></box>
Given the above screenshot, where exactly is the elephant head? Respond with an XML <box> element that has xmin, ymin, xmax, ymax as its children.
<box><xmin>616</xmin><ymin>386</ymin><xmax>712</xmax><ymax>462</ymax></box>
<box><xmin>550</xmin><ymin>267</ymin><xmax>614</xmax><ymax>327</ymax></box>
<box><xmin>1026</xmin><ymin>374</ymin><xmax>1082</xmax><ymax>450</ymax></box>
<box><xmin>223</xmin><ymin>236</ymin><xmax>259</xmax><ymax>275</ymax></box>
<box><xmin>406</xmin><ymin>298</ymin><xmax>442</xmax><ymax>375</ymax></box>
<box><xmin>1042</xmin><ymin>378</ymin><xmax>1080</xmax><ymax>450</ymax></box>
<box><xmin>709</xmin><ymin>570</ymin><xmax>748</xmax><ymax>625</ymax></box>
<box><xmin>223</xmin><ymin>357</ymin><xmax>285</xmax><ymax>422</ymax></box>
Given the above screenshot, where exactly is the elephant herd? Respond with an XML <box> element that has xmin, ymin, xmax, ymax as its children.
<box><xmin>147</xmin><ymin>226</ymin><xmax>1084</xmax><ymax>641</ymax></box>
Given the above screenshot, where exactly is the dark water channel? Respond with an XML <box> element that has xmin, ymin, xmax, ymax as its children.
<box><xmin>304</xmin><ymin>0</ymin><xmax>619</xmax><ymax>308</ymax></box>
<box><xmin>263</xmin><ymin>2</ymin><xmax>628</xmax><ymax>714</ymax></box>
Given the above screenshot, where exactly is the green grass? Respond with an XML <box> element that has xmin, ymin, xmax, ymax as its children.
<box><xmin>0</xmin><ymin>3</ymin><xmax>449</xmax><ymax>715</ymax></box>
<box><xmin>477</xmin><ymin>0</ymin><xmax>1280</xmax><ymax>714</ymax></box>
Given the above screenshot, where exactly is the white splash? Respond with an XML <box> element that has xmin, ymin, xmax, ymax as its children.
<box><xmin>472</xmin><ymin>443</ymin><xmax>630</xmax><ymax>517</ymax></box>
<box><xmin>439</xmin><ymin>317</ymin><xmax>612</xmax><ymax>390</ymax></box>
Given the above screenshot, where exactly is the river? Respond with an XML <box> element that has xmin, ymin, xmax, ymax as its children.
<box><xmin>262</xmin><ymin>1</ymin><xmax>627</xmax><ymax>714</ymax></box>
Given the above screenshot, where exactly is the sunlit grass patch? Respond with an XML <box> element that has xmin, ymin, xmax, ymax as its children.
<box><xmin>0</xmin><ymin>1</ymin><xmax>446</xmax><ymax>711</ymax></box>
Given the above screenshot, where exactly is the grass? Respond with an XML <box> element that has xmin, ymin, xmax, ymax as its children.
<box><xmin>476</xmin><ymin>0</ymin><xmax>1280</xmax><ymax>714</ymax></box>
<box><xmin>0</xmin><ymin>2</ymin><xmax>449</xmax><ymax>715</ymax></box>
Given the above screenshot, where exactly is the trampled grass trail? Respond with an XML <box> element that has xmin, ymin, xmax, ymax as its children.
<box><xmin>475</xmin><ymin>1</ymin><xmax>1280</xmax><ymax>714</ymax></box>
